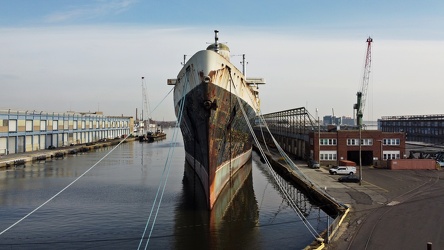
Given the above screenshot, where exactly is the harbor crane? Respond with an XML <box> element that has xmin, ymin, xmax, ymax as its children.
<box><xmin>141</xmin><ymin>76</ymin><xmax>151</xmax><ymax>122</ymax></box>
<box><xmin>354</xmin><ymin>37</ymin><xmax>373</xmax><ymax>127</ymax></box>
<box><xmin>354</xmin><ymin>37</ymin><xmax>373</xmax><ymax>185</ymax></box>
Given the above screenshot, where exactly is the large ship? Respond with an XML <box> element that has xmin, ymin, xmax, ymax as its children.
<box><xmin>168</xmin><ymin>30</ymin><xmax>265</xmax><ymax>210</ymax></box>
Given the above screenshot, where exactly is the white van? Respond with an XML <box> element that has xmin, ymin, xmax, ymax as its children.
<box><xmin>329</xmin><ymin>166</ymin><xmax>356</xmax><ymax>175</ymax></box>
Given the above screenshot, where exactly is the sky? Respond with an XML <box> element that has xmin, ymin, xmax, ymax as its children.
<box><xmin>1</xmin><ymin>0</ymin><xmax>444</xmax><ymax>122</ymax></box>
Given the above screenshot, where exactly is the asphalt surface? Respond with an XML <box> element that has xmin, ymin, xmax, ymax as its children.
<box><xmin>298</xmin><ymin>164</ymin><xmax>444</xmax><ymax>250</ymax></box>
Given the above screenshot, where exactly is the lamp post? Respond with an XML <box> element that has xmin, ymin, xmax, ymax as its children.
<box><xmin>7</xmin><ymin>109</ymin><xmax>10</xmax><ymax>155</ymax></box>
<box><xmin>25</xmin><ymin>111</ymin><xmax>28</xmax><ymax>153</ymax></box>
<box><xmin>316</xmin><ymin>109</ymin><xmax>320</xmax><ymax>164</ymax></box>
<box><xmin>377</xmin><ymin>139</ymin><xmax>383</xmax><ymax>167</ymax></box>
<box><xmin>359</xmin><ymin>124</ymin><xmax>362</xmax><ymax>185</ymax></box>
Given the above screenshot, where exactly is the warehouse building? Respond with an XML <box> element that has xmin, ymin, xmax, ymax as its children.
<box><xmin>0</xmin><ymin>109</ymin><xmax>133</xmax><ymax>155</ymax></box>
<box><xmin>379</xmin><ymin>114</ymin><xmax>444</xmax><ymax>144</ymax></box>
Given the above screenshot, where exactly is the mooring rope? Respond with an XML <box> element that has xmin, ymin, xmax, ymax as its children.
<box><xmin>149</xmin><ymin>87</ymin><xmax>174</xmax><ymax>118</ymax></box>
<box><xmin>257</xmin><ymin>113</ymin><xmax>338</xmax><ymax>202</ymax></box>
<box><xmin>227</xmin><ymin>70</ymin><xmax>321</xmax><ymax>240</ymax></box>
<box><xmin>258</xmin><ymin>115</ymin><xmax>311</xmax><ymax>181</ymax></box>
<box><xmin>137</xmin><ymin>70</ymin><xmax>189</xmax><ymax>250</ymax></box>
<box><xmin>0</xmin><ymin>135</ymin><xmax>130</xmax><ymax>236</ymax></box>
<box><xmin>259</xmin><ymin>122</ymin><xmax>270</xmax><ymax>153</ymax></box>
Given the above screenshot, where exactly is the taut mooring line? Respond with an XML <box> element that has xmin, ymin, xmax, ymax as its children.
<box><xmin>0</xmin><ymin>135</ymin><xmax>130</xmax><ymax>236</ymax></box>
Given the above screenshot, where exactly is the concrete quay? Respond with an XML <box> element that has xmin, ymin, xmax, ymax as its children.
<box><xmin>263</xmin><ymin>147</ymin><xmax>444</xmax><ymax>250</ymax></box>
<box><xmin>320</xmin><ymin>166</ymin><xmax>444</xmax><ymax>250</ymax></box>
<box><xmin>0</xmin><ymin>137</ymin><xmax>135</xmax><ymax>169</ymax></box>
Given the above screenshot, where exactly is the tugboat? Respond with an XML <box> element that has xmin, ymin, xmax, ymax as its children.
<box><xmin>138</xmin><ymin>125</ymin><xmax>166</xmax><ymax>142</ymax></box>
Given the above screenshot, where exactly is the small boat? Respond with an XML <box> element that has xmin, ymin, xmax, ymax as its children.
<box><xmin>146</xmin><ymin>129</ymin><xmax>166</xmax><ymax>142</ymax></box>
<box><xmin>139</xmin><ymin>127</ymin><xmax>166</xmax><ymax>142</ymax></box>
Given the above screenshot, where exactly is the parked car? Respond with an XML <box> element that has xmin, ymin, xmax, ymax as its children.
<box><xmin>308</xmin><ymin>160</ymin><xmax>320</xmax><ymax>169</ymax></box>
<box><xmin>329</xmin><ymin>166</ymin><xmax>356</xmax><ymax>175</ymax></box>
<box><xmin>338</xmin><ymin>174</ymin><xmax>360</xmax><ymax>183</ymax></box>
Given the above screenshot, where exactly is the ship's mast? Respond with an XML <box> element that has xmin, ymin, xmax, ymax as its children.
<box><xmin>241</xmin><ymin>54</ymin><xmax>247</xmax><ymax>78</ymax></box>
<box><xmin>214</xmin><ymin>30</ymin><xmax>219</xmax><ymax>53</ymax></box>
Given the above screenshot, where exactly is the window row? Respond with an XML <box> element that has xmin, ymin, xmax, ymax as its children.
<box><xmin>7</xmin><ymin>119</ymin><xmax>129</xmax><ymax>132</ymax></box>
<box><xmin>383</xmin><ymin>138</ymin><xmax>400</xmax><ymax>145</ymax></box>
<box><xmin>320</xmin><ymin>151</ymin><xmax>337</xmax><ymax>160</ymax></box>
<box><xmin>383</xmin><ymin>150</ymin><xmax>401</xmax><ymax>160</ymax></box>
<box><xmin>346</xmin><ymin>138</ymin><xmax>373</xmax><ymax>146</ymax></box>
<box><xmin>382</xmin><ymin>121</ymin><xmax>444</xmax><ymax>127</ymax></box>
<box><xmin>320</xmin><ymin>138</ymin><xmax>337</xmax><ymax>145</ymax></box>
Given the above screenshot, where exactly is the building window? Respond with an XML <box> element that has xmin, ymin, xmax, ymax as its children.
<box><xmin>8</xmin><ymin>119</ymin><xmax>17</xmax><ymax>132</ymax></box>
<box><xmin>361</xmin><ymin>139</ymin><xmax>373</xmax><ymax>145</ymax></box>
<box><xmin>53</xmin><ymin>120</ymin><xmax>58</xmax><ymax>131</ymax></box>
<box><xmin>320</xmin><ymin>151</ymin><xmax>337</xmax><ymax>160</ymax></box>
<box><xmin>347</xmin><ymin>139</ymin><xmax>357</xmax><ymax>145</ymax></box>
<box><xmin>40</xmin><ymin>120</ymin><xmax>46</xmax><ymax>131</ymax></box>
<box><xmin>383</xmin><ymin>138</ymin><xmax>400</xmax><ymax>145</ymax></box>
<box><xmin>26</xmin><ymin>120</ymin><xmax>33</xmax><ymax>132</ymax></box>
<box><xmin>347</xmin><ymin>139</ymin><xmax>361</xmax><ymax>145</ymax></box>
<box><xmin>383</xmin><ymin>150</ymin><xmax>401</xmax><ymax>160</ymax></box>
<box><xmin>320</xmin><ymin>138</ymin><xmax>337</xmax><ymax>145</ymax></box>
<box><xmin>347</xmin><ymin>138</ymin><xmax>373</xmax><ymax>146</ymax></box>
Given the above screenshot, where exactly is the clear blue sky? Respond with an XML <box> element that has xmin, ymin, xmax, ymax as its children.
<box><xmin>1</xmin><ymin>0</ymin><xmax>444</xmax><ymax>121</ymax></box>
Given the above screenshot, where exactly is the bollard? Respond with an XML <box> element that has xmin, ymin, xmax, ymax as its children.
<box><xmin>427</xmin><ymin>242</ymin><xmax>432</xmax><ymax>250</ymax></box>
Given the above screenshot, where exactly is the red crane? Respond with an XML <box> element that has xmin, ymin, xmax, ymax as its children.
<box><xmin>354</xmin><ymin>37</ymin><xmax>373</xmax><ymax>127</ymax></box>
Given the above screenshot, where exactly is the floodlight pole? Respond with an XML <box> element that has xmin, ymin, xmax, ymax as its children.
<box><xmin>359</xmin><ymin>124</ymin><xmax>362</xmax><ymax>185</ymax></box>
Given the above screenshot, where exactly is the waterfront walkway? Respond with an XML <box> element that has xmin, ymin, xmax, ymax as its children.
<box><xmin>295</xmin><ymin>160</ymin><xmax>444</xmax><ymax>249</ymax></box>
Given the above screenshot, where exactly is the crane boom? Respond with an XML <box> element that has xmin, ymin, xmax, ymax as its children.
<box><xmin>141</xmin><ymin>76</ymin><xmax>150</xmax><ymax>121</ymax></box>
<box><xmin>354</xmin><ymin>37</ymin><xmax>373</xmax><ymax>127</ymax></box>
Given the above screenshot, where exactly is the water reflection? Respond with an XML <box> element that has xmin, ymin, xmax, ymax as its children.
<box><xmin>175</xmin><ymin>160</ymin><xmax>260</xmax><ymax>249</ymax></box>
<box><xmin>255</xmin><ymin>161</ymin><xmax>318</xmax><ymax>217</ymax></box>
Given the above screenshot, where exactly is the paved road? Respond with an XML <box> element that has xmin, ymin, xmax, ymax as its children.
<box><xmin>301</xmin><ymin>165</ymin><xmax>444</xmax><ymax>250</ymax></box>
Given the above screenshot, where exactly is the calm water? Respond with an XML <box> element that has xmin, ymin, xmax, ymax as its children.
<box><xmin>0</xmin><ymin>128</ymin><xmax>330</xmax><ymax>249</ymax></box>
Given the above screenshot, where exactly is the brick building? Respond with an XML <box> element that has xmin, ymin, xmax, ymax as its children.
<box><xmin>309</xmin><ymin>129</ymin><xmax>405</xmax><ymax>167</ymax></box>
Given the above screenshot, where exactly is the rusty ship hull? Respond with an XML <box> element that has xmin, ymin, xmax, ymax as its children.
<box><xmin>171</xmin><ymin>40</ymin><xmax>261</xmax><ymax>210</ymax></box>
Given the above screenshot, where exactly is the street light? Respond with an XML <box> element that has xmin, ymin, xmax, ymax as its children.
<box><xmin>316</xmin><ymin>108</ymin><xmax>320</xmax><ymax>164</ymax></box>
<box><xmin>377</xmin><ymin>139</ymin><xmax>383</xmax><ymax>166</ymax></box>
<box><xmin>359</xmin><ymin>124</ymin><xmax>362</xmax><ymax>185</ymax></box>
